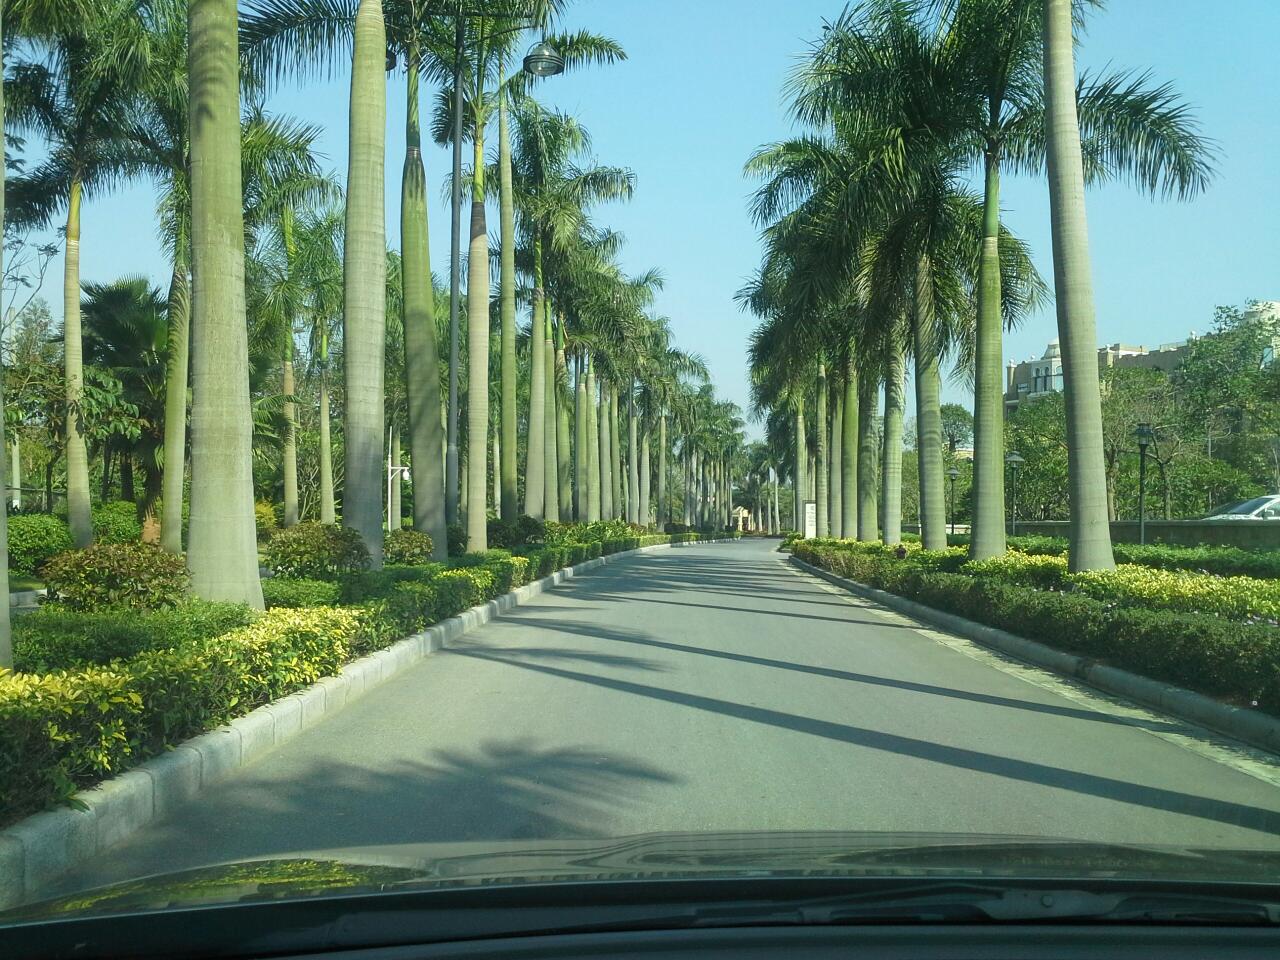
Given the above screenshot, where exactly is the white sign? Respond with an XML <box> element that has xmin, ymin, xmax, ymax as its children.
<box><xmin>803</xmin><ymin>500</ymin><xmax>818</xmax><ymax>540</ymax></box>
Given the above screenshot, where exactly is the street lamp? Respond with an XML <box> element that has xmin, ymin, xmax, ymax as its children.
<box><xmin>445</xmin><ymin>10</ymin><xmax>564</xmax><ymax>524</ymax></box>
<box><xmin>1005</xmin><ymin>451</ymin><xmax>1025</xmax><ymax>537</ymax></box>
<box><xmin>1136</xmin><ymin>422</ymin><xmax>1154</xmax><ymax>545</ymax></box>
<box><xmin>947</xmin><ymin>465</ymin><xmax>960</xmax><ymax>538</ymax></box>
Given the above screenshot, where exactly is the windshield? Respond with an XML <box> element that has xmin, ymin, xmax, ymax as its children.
<box><xmin>4</xmin><ymin>0</ymin><xmax>1280</xmax><ymax>942</ymax></box>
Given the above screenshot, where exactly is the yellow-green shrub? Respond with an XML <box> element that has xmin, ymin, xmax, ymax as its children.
<box><xmin>1068</xmin><ymin>565</ymin><xmax>1280</xmax><ymax>623</ymax></box>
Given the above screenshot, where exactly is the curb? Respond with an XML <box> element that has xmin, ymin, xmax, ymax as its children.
<box><xmin>788</xmin><ymin>554</ymin><xmax>1280</xmax><ymax>757</ymax></box>
<box><xmin>1</xmin><ymin>537</ymin><xmax>738</xmax><ymax>908</ymax></box>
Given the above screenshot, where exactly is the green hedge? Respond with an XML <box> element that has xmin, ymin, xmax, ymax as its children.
<box><xmin>0</xmin><ymin>607</ymin><xmax>364</xmax><ymax>824</ymax></box>
<box><xmin>2</xmin><ymin>529</ymin><xmax>728</xmax><ymax>827</ymax></box>
<box><xmin>794</xmin><ymin>540</ymin><xmax>1280</xmax><ymax>716</ymax></box>
<box><xmin>13</xmin><ymin>601</ymin><xmax>257</xmax><ymax>673</ymax></box>
<box><xmin>7</xmin><ymin>514</ymin><xmax>74</xmax><ymax>576</ymax></box>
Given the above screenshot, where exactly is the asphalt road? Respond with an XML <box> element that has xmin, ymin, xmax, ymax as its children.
<box><xmin>57</xmin><ymin>538</ymin><xmax>1280</xmax><ymax>891</ymax></box>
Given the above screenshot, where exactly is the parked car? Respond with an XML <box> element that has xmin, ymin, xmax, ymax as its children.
<box><xmin>1204</xmin><ymin>495</ymin><xmax>1280</xmax><ymax>520</ymax></box>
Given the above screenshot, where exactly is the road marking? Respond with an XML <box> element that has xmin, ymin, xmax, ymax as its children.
<box><xmin>779</xmin><ymin>555</ymin><xmax>1280</xmax><ymax>790</ymax></box>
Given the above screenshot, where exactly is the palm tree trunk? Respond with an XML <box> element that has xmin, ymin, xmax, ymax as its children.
<box><xmin>318</xmin><ymin>335</ymin><xmax>335</xmax><ymax>524</ymax></box>
<box><xmin>492</xmin><ymin>421</ymin><xmax>500</xmax><ymax>511</ymax></box>
<box><xmin>794</xmin><ymin>401</ymin><xmax>805</xmax><ymax>532</ymax></box>
<box><xmin>0</xmin><ymin>19</ymin><xmax>11</xmax><ymax>669</ymax></box>
<box><xmin>524</xmin><ymin>245</ymin><xmax>545</xmax><ymax>517</ymax></box>
<box><xmin>658</xmin><ymin>413</ymin><xmax>668</xmax><ymax>529</ymax></box>
<box><xmin>610</xmin><ymin>387</ymin><xmax>622</xmax><ymax>519</ymax></box>
<box><xmin>815</xmin><ymin>363</ymin><xmax>829</xmax><ymax>537</ymax></box>
<box><xmin>857</xmin><ymin>374</ymin><xmax>879</xmax><ymax>541</ymax></box>
<box><xmin>597</xmin><ymin>377</ymin><xmax>612</xmax><ymax>519</ymax></box>
<box><xmin>282</xmin><ymin>353</ymin><xmax>298</xmax><ymax>526</ymax></box>
<box><xmin>772</xmin><ymin>467</ymin><xmax>780</xmax><ymax>535</ymax></box>
<box><xmin>556</xmin><ymin>337</ymin><xmax>571</xmax><ymax>520</ymax></box>
<box><xmin>464</xmin><ymin>54</ymin><xmax>489</xmax><ymax>552</ymax></box>
<box><xmin>575</xmin><ymin>353</ymin><xmax>587</xmax><ymax>519</ymax></box>
<box><xmin>830</xmin><ymin>391</ymin><xmax>842</xmax><ymax>535</ymax></box>
<box><xmin>627</xmin><ymin>387</ymin><xmax>639</xmax><ymax>524</ymax></box>
<box><xmin>120</xmin><ymin>454</ymin><xmax>135</xmax><ymax>503</ymax></box>
<box><xmin>542</xmin><ymin>305</ymin><xmax>558</xmax><ymax>522</ymax></box>
<box><xmin>969</xmin><ymin>150</ymin><xmax>1007</xmax><ymax>559</ymax></box>
<box><xmin>841</xmin><ymin>354</ymin><xmax>858</xmax><ymax>538</ymax></box>
<box><xmin>639</xmin><ymin>420</ymin><xmax>650</xmax><ymax>527</ymax></box>
<box><xmin>402</xmin><ymin>50</ymin><xmax>447</xmax><ymax>558</ymax></box>
<box><xmin>341</xmin><ymin>0</ymin><xmax>387</xmax><ymax>565</ymax></box>
<box><xmin>187</xmin><ymin>0</ymin><xmax>263</xmax><ymax>606</ymax></box>
<box><xmin>63</xmin><ymin>177</ymin><xmax>92</xmax><ymax>548</ymax></box>
<box><xmin>497</xmin><ymin>81</ymin><xmax>518</xmax><ymax>522</ymax></box>
<box><xmin>914</xmin><ymin>254</ymin><xmax>947</xmax><ymax>550</ymax></box>
<box><xmin>160</xmin><ymin>255</ymin><xmax>189</xmax><ymax>552</ymax></box>
<box><xmin>1043</xmin><ymin>0</ymin><xmax>1115</xmax><ymax>572</ymax></box>
<box><xmin>586</xmin><ymin>360</ymin><xmax>600</xmax><ymax>521</ymax></box>
<box><xmin>390</xmin><ymin>422</ymin><xmax>402</xmax><ymax>528</ymax></box>
<box><xmin>881</xmin><ymin>350</ymin><xmax>906</xmax><ymax>545</ymax></box>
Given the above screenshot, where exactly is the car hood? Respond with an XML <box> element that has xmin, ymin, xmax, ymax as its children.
<box><xmin>11</xmin><ymin>831</ymin><xmax>1280</xmax><ymax>920</ymax></box>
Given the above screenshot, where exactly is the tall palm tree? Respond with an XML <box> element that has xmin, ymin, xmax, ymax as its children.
<box><xmin>7</xmin><ymin>3</ymin><xmax>143</xmax><ymax>548</ymax></box>
<box><xmin>186</xmin><ymin>0</ymin><xmax>263</xmax><ymax>605</ymax></box>
<box><xmin>343</xmin><ymin>0</ymin><xmax>387</xmax><ymax>563</ymax></box>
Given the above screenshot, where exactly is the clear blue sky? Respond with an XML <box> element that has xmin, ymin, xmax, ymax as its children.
<box><xmin>46</xmin><ymin>0</ymin><xmax>1280</xmax><ymax>438</ymax></box>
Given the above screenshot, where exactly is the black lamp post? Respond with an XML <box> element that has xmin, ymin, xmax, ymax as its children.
<box><xmin>1136</xmin><ymin>422</ymin><xmax>1154</xmax><ymax>545</ymax></box>
<box><xmin>1006</xmin><ymin>452</ymin><xmax>1025</xmax><ymax>537</ymax></box>
<box><xmin>947</xmin><ymin>465</ymin><xmax>960</xmax><ymax>538</ymax></box>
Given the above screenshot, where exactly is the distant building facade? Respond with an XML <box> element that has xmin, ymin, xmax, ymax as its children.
<box><xmin>1003</xmin><ymin>302</ymin><xmax>1280</xmax><ymax>413</ymax></box>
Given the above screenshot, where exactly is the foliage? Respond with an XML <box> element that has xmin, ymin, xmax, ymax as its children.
<box><xmin>7</xmin><ymin>514</ymin><xmax>73</xmax><ymax>575</ymax></box>
<box><xmin>0</xmin><ymin>607</ymin><xmax>363</xmax><ymax>824</ymax></box>
<box><xmin>13</xmin><ymin>601</ymin><xmax>257</xmax><ymax>674</ymax></box>
<box><xmin>794</xmin><ymin>540</ymin><xmax>1280</xmax><ymax>717</ymax></box>
<box><xmin>445</xmin><ymin>523</ymin><xmax>466</xmax><ymax>557</ymax></box>
<box><xmin>91</xmin><ymin>501</ymin><xmax>143</xmax><ymax>544</ymax></box>
<box><xmin>255</xmin><ymin>501</ymin><xmax>279</xmax><ymax>540</ymax></box>
<box><xmin>42</xmin><ymin>543</ymin><xmax>190</xmax><ymax>611</ymax></box>
<box><xmin>264</xmin><ymin>522</ymin><xmax>371</xmax><ymax>579</ymax></box>
<box><xmin>261</xmin><ymin>577</ymin><xmax>341</xmax><ymax>609</ymax></box>
<box><xmin>383</xmin><ymin>528</ymin><xmax>434</xmax><ymax>565</ymax></box>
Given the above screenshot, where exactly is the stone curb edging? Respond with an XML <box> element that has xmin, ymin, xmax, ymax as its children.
<box><xmin>788</xmin><ymin>554</ymin><xmax>1280</xmax><ymax>757</ymax></box>
<box><xmin>0</xmin><ymin>537</ymin><xmax>738</xmax><ymax>909</ymax></box>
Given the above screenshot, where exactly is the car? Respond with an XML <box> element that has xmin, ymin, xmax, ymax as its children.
<box><xmin>1204</xmin><ymin>495</ymin><xmax>1280</xmax><ymax>520</ymax></box>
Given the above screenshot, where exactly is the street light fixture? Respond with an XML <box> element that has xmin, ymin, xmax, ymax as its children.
<box><xmin>523</xmin><ymin>40</ymin><xmax>565</xmax><ymax>76</ymax></box>
<box><xmin>947</xmin><ymin>465</ymin><xmax>961</xmax><ymax>538</ymax></box>
<box><xmin>1136</xmin><ymin>422</ymin><xmax>1154</xmax><ymax>545</ymax></box>
<box><xmin>1005</xmin><ymin>451</ymin><xmax>1025</xmax><ymax>537</ymax></box>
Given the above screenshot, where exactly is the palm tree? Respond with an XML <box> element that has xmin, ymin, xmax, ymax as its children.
<box><xmin>342</xmin><ymin>0</ymin><xmax>387</xmax><ymax>563</ymax></box>
<box><xmin>186</xmin><ymin>0</ymin><xmax>263</xmax><ymax>605</ymax></box>
<box><xmin>7</xmin><ymin>3</ymin><xmax>143</xmax><ymax>548</ymax></box>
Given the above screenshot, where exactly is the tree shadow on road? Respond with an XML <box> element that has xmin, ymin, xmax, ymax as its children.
<box><xmin>455</xmin><ymin>647</ymin><xmax>1280</xmax><ymax>840</ymax></box>
<box><xmin>55</xmin><ymin>739</ymin><xmax>681</xmax><ymax>896</ymax></box>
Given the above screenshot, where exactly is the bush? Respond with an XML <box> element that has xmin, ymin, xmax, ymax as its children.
<box><xmin>432</xmin><ymin>568</ymin><xmax>495</xmax><ymax>620</ymax></box>
<box><xmin>446</xmin><ymin>523</ymin><xmax>466</xmax><ymax>557</ymax></box>
<box><xmin>261</xmin><ymin>577</ymin><xmax>341</xmax><ymax>609</ymax></box>
<box><xmin>92</xmin><ymin>501</ymin><xmax>142</xmax><ymax>544</ymax></box>
<box><xmin>7</xmin><ymin>514</ymin><xmax>73</xmax><ymax>575</ymax></box>
<box><xmin>513</xmin><ymin>515</ymin><xmax>546</xmax><ymax>545</ymax></box>
<box><xmin>486</xmin><ymin>518</ymin><xmax>515</xmax><ymax>548</ymax></box>
<box><xmin>336</xmin><ymin>564</ymin><xmax>446</xmax><ymax>604</ymax></box>
<box><xmin>255</xmin><ymin>501</ymin><xmax>279</xmax><ymax>541</ymax></box>
<box><xmin>264</xmin><ymin>522</ymin><xmax>370</xmax><ymax>579</ymax></box>
<box><xmin>484</xmin><ymin>554</ymin><xmax>530</xmax><ymax>593</ymax></box>
<box><xmin>0</xmin><ymin>606</ymin><xmax>362</xmax><ymax>825</ymax></box>
<box><xmin>1067</xmin><ymin>565</ymin><xmax>1280</xmax><ymax>623</ymax></box>
<box><xmin>13</xmin><ymin>600</ymin><xmax>256</xmax><ymax>673</ymax></box>
<box><xmin>42</xmin><ymin>542</ymin><xmax>189</xmax><ymax>611</ymax></box>
<box><xmin>384</xmin><ymin>528</ymin><xmax>434</xmax><ymax>565</ymax></box>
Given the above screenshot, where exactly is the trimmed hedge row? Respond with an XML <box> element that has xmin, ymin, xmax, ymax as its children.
<box><xmin>2</xmin><ymin>529</ymin><xmax>733</xmax><ymax>826</ymax></box>
<box><xmin>794</xmin><ymin>540</ymin><xmax>1280</xmax><ymax>717</ymax></box>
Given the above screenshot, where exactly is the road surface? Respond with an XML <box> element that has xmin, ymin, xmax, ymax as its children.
<box><xmin>55</xmin><ymin>538</ymin><xmax>1280</xmax><ymax>892</ymax></box>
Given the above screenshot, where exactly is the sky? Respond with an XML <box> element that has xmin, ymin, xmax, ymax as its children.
<box><xmin>26</xmin><ymin>0</ymin><xmax>1280</xmax><ymax>439</ymax></box>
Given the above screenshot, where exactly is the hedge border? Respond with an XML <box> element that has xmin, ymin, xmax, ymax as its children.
<box><xmin>0</xmin><ymin>537</ymin><xmax>736</xmax><ymax>910</ymax></box>
<box><xmin>788</xmin><ymin>554</ymin><xmax>1280</xmax><ymax>758</ymax></box>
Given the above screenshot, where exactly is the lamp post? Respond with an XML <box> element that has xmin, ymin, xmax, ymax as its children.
<box><xmin>1136</xmin><ymin>422</ymin><xmax>1154</xmax><ymax>545</ymax></box>
<box><xmin>1006</xmin><ymin>452</ymin><xmax>1025</xmax><ymax>537</ymax></box>
<box><xmin>947</xmin><ymin>465</ymin><xmax>960</xmax><ymax>538</ymax></box>
<box><xmin>445</xmin><ymin>7</ymin><xmax>563</xmax><ymax>524</ymax></box>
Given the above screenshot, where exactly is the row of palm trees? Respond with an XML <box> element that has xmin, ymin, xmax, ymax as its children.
<box><xmin>0</xmin><ymin>0</ymin><xmax>743</xmax><ymax>649</ymax></box>
<box><xmin>744</xmin><ymin>0</ymin><xmax>1213</xmax><ymax>569</ymax></box>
